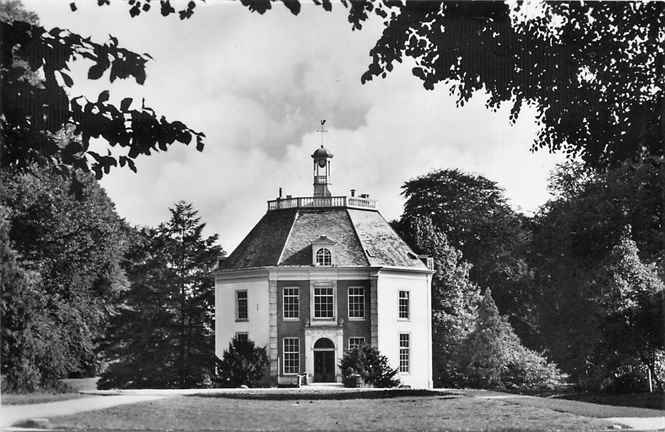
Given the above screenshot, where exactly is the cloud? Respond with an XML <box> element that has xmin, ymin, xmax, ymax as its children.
<box><xmin>24</xmin><ymin>0</ymin><xmax>564</xmax><ymax>252</ymax></box>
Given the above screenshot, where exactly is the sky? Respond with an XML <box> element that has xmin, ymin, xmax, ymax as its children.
<box><xmin>24</xmin><ymin>0</ymin><xmax>564</xmax><ymax>253</ymax></box>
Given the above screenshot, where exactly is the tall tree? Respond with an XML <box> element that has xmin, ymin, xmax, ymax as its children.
<box><xmin>530</xmin><ymin>159</ymin><xmax>665</xmax><ymax>387</ymax></box>
<box><xmin>395</xmin><ymin>215</ymin><xmax>480</xmax><ymax>386</ymax></box>
<box><xmin>98</xmin><ymin>202</ymin><xmax>223</xmax><ymax>389</ymax></box>
<box><xmin>400</xmin><ymin>169</ymin><xmax>534</xmax><ymax>340</ymax></box>
<box><xmin>0</xmin><ymin>167</ymin><xmax>128</xmax><ymax>390</ymax></box>
<box><xmin>592</xmin><ymin>228</ymin><xmax>665</xmax><ymax>391</ymax></box>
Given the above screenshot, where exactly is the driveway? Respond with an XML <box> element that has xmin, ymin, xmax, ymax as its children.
<box><xmin>0</xmin><ymin>394</ymin><xmax>167</xmax><ymax>428</ymax></box>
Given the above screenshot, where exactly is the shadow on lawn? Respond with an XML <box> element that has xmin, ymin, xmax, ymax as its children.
<box><xmin>187</xmin><ymin>389</ymin><xmax>457</xmax><ymax>400</ymax></box>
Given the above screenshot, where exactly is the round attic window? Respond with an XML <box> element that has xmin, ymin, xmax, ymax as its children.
<box><xmin>315</xmin><ymin>248</ymin><xmax>332</xmax><ymax>266</ymax></box>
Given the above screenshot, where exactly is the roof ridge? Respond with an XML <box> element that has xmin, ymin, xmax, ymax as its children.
<box><xmin>276</xmin><ymin>208</ymin><xmax>299</xmax><ymax>265</ymax></box>
<box><xmin>376</xmin><ymin>211</ymin><xmax>426</xmax><ymax>266</ymax></box>
<box><xmin>345</xmin><ymin>208</ymin><xmax>372</xmax><ymax>266</ymax></box>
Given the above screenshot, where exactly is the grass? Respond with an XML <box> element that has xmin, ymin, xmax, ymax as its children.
<box><xmin>49</xmin><ymin>394</ymin><xmax>614</xmax><ymax>431</ymax></box>
<box><xmin>556</xmin><ymin>392</ymin><xmax>665</xmax><ymax>411</ymax></box>
<box><xmin>1</xmin><ymin>392</ymin><xmax>85</xmax><ymax>405</ymax></box>
<box><xmin>1</xmin><ymin>377</ymin><xmax>97</xmax><ymax>405</ymax></box>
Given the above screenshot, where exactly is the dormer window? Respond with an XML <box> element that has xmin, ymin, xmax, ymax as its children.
<box><xmin>312</xmin><ymin>235</ymin><xmax>336</xmax><ymax>266</ymax></box>
<box><xmin>315</xmin><ymin>248</ymin><xmax>332</xmax><ymax>266</ymax></box>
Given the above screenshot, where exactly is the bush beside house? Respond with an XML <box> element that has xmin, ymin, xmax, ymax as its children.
<box><xmin>340</xmin><ymin>345</ymin><xmax>399</xmax><ymax>388</ymax></box>
<box><xmin>215</xmin><ymin>337</ymin><xmax>269</xmax><ymax>388</ymax></box>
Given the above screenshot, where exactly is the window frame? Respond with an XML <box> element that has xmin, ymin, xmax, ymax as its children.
<box><xmin>398</xmin><ymin>290</ymin><xmax>410</xmax><ymax>320</ymax></box>
<box><xmin>236</xmin><ymin>290</ymin><xmax>248</xmax><ymax>321</ymax></box>
<box><xmin>347</xmin><ymin>337</ymin><xmax>366</xmax><ymax>351</ymax></box>
<box><xmin>282</xmin><ymin>337</ymin><xmax>300</xmax><ymax>375</ymax></box>
<box><xmin>399</xmin><ymin>333</ymin><xmax>410</xmax><ymax>374</ymax></box>
<box><xmin>347</xmin><ymin>286</ymin><xmax>365</xmax><ymax>320</ymax></box>
<box><xmin>235</xmin><ymin>332</ymin><xmax>248</xmax><ymax>343</ymax></box>
<box><xmin>315</xmin><ymin>247</ymin><xmax>332</xmax><ymax>266</ymax></box>
<box><xmin>282</xmin><ymin>287</ymin><xmax>300</xmax><ymax>320</ymax></box>
<box><xmin>313</xmin><ymin>284</ymin><xmax>335</xmax><ymax>320</ymax></box>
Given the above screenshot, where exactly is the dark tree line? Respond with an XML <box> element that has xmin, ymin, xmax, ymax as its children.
<box><xmin>396</xmin><ymin>161</ymin><xmax>665</xmax><ymax>392</ymax></box>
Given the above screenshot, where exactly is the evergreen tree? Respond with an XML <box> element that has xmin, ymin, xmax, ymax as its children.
<box><xmin>98</xmin><ymin>202</ymin><xmax>223</xmax><ymax>389</ymax></box>
<box><xmin>216</xmin><ymin>336</ymin><xmax>269</xmax><ymax>388</ymax></box>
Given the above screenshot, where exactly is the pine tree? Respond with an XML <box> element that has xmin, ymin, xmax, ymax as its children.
<box><xmin>98</xmin><ymin>202</ymin><xmax>223</xmax><ymax>389</ymax></box>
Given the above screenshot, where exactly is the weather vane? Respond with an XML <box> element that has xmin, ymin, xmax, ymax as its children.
<box><xmin>316</xmin><ymin>119</ymin><xmax>327</xmax><ymax>147</ymax></box>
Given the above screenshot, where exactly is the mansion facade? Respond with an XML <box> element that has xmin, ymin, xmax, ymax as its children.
<box><xmin>214</xmin><ymin>145</ymin><xmax>433</xmax><ymax>388</ymax></box>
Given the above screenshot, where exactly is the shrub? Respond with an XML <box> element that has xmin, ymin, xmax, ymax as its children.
<box><xmin>215</xmin><ymin>336</ymin><xmax>269</xmax><ymax>388</ymax></box>
<box><xmin>457</xmin><ymin>289</ymin><xmax>566</xmax><ymax>393</ymax></box>
<box><xmin>339</xmin><ymin>345</ymin><xmax>399</xmax><ymax>388</ymax></box>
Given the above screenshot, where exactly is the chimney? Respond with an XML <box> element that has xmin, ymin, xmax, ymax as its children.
<box><xmin>278</xmin><ymin>187</ymin><xmax>283</xmax><ymax>199</ymax></box>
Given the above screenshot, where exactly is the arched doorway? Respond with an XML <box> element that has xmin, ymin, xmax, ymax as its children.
<box><xmin>313</xmin><ymin>338</ymin><xmax>335</xmax><ymax>382</ymax></box>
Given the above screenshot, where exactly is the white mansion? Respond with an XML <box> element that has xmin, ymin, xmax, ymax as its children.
<box><xmin>214</xmin><ymin>145</ymin><xmax>433</xmax><ymax>388</ymax></box>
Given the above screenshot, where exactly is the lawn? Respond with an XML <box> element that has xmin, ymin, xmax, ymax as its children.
<box><xmin>1</xmin><ymin>392</ymin><xmax>85</xmax><ymax>405</ymax></box>
<box><xmin>1</xmin><ymin>377</ymin><xmax>97</xmax><ymax>405</ymax></box>
<box><xmin>50</xmin><ymin>394</ymin><xmax>614</xmax><ymax>431</ymax></box>
<box><xmin>556</xmin><ymin>392</ymin><xmax>665</xmax><ymax>411</ymax></box>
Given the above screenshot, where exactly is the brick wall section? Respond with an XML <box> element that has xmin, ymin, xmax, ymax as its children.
<box><xmin>275</xmin><ymin>279</ymin><xmax>371</xmax><ymax>377</ymax></box>
<box><xmin>337</xmin><ymin>280</ymin><xmax>371</xmax><ymax>350</ymax></box>
<box><xmin>276</xmin><ymin>280</ymin><xmax>310</xmax><ymax>375</ymax></box>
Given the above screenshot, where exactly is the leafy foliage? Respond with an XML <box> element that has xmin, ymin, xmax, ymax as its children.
<box><xmin>359</xmin><ymin>1</ymin><xmax>665</xmax><ymax>168</ymax></box>
<box><xmin>589</xmin><ymin>229</ymin><xmax>665</xmax><ymax>392</ymax></box>
<box><xmin>400</xmin><ymin>169</ymin><xmax>534</xmax><ymax>341</ymax></box>
<box><xmin>215</xmin><ymin>336</ymin><xmax>269</xmax><ymax>388</ymax></box>
<box><xmin>0</xmin><ymin>167</ymin><xmax>128</xmax><ymax>391</ymax></box>
<box><xmin>339</xmin><ymin>344</ymin><xmax>399</xmax><ymax>388</ymax></box>
<box><xmin>457</xmin><ymin>290</ymin><xmax>565</xmax><ymax>393</ymax></box>
<box><xmin>530</xmin><ymin>160</ymin><xmax>665</xmax><ymax>388</ymax></box>
<box><xmin>98</xmin><ymin>202</ymin><xmax>223</xmax><ymax>389</ymax></box>
<box><xmin>1</xmin><ymin>3</ymin><xmax>204</xmax><ymax>184</ymax></box>
<box><xmin>110</xmin><ymin>0</ymin><xmax>665</xmax><ymax>169</ymax></box>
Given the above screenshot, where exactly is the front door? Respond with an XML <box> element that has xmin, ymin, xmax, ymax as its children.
<box><xmin>314</xmin><ymin>350</ymin><xmax>335</xmax><ymax>382</ymax></box>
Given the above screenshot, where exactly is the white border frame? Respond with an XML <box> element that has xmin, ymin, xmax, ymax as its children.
<box><xmin>347</xmin><ymin>286</ymin><xmax>366</xmax><ymax>321</ymax></box>
<box><xmin>282</xmin><ymin>286</ymin><xmax>300</xmax><ymax>321</ymax></box>
<box><xmin>282</xmin><ymin>337</ymin><xmax>300</xmax><ymax>376</ymax></box>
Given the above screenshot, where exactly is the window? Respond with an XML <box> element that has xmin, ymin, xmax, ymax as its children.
<box><xmin>315</xmin><ymin>248</ymin><xmax>332</xmax><ymax>266</ymax></box>
<box><xmin>314</xmin><ymin>286</ymin><xmax>334</xmax><ymax>319</ymax></box>
<box><xmin>348</xmin><ymin>287</ymin><xmax>365</xmax><ymax>319</ymax></box>
<box><xmin>236</xmin><ymin>290</ymin><xmax>248</xmax><ymax>321</ymax></box>
<box><xmin>235</xmin><ymin>332</ymin><xmax>248</xmax><ymax>343</ymax></box>
<box><xmin>283</xmin><ymin>337</ymin><xmax>300</xmax><ymax>374</ymax></box>
<box><xmin>348</xmin><ymin>337</ymin><xmax>365</xmax><ymax>351</ymax></box>
<box><xmin>399</xmin><ymin>333</ymin><xmax>410</xmax><ymax>373</ymax></box>
<box><xmin>283</xmin><ymin>287</ymin><xmax>299</xmax><ymax>319</ymax></box>
<box><xmin>398</xmin><ymin>291</ymin><xmax>410</xmax><ymax>319</ymax></box>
